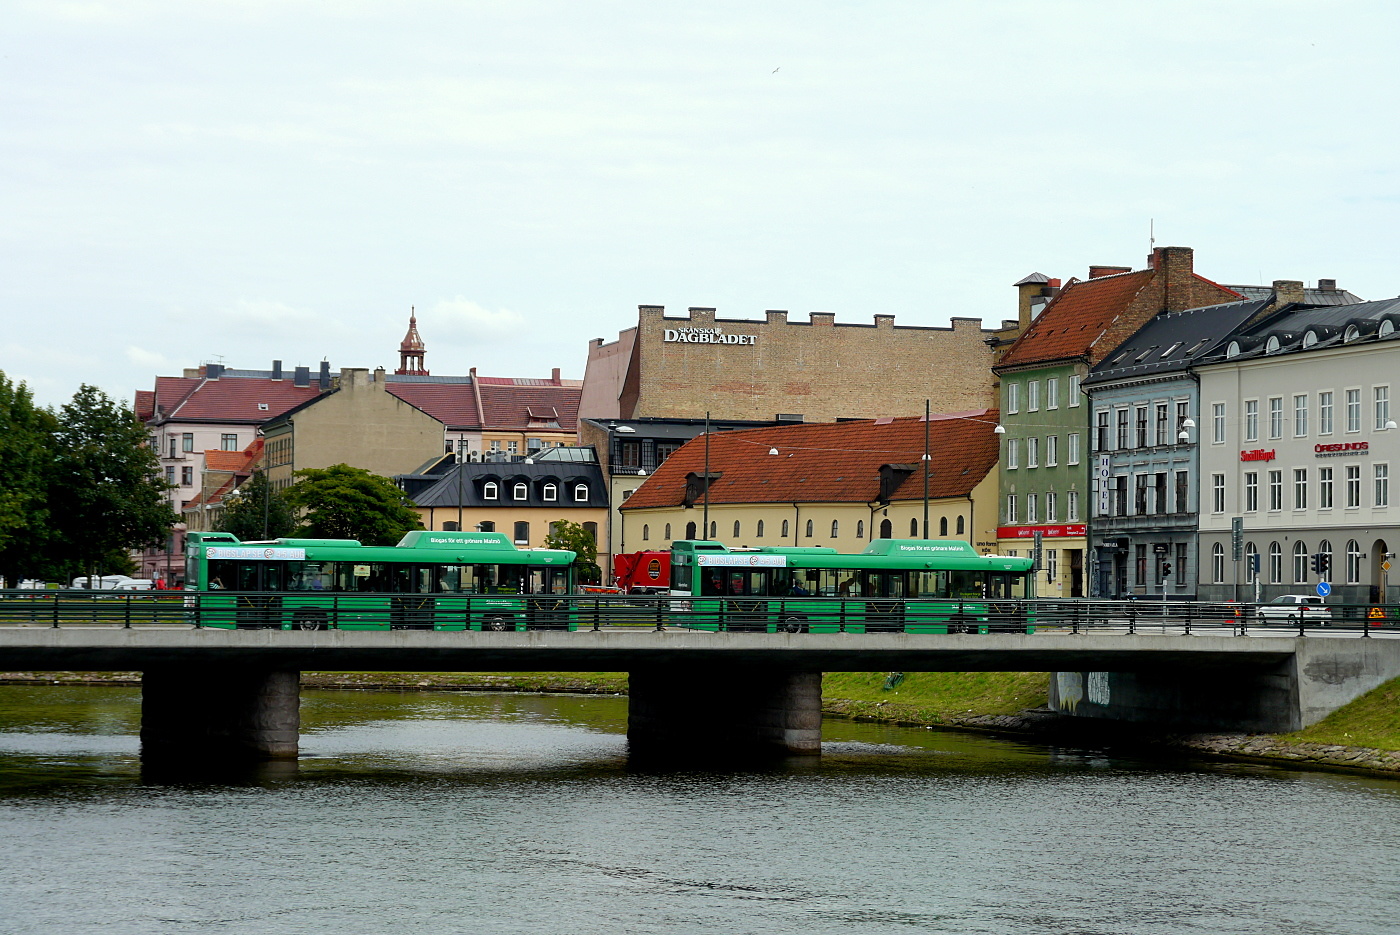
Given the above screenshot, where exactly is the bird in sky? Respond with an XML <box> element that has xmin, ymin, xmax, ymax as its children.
<box><xmin>772</xmin><ymin>66</ymin><xmax>780</xmax><ymax>73</ymax></box>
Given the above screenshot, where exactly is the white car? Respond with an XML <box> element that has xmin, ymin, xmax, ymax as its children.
<box><xmin>1256</xmin><ymin>594</ymin><xmax>1332</xmax><ymax>624</ymax></box>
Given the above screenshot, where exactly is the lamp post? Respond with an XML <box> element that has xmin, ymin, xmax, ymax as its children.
<box><xmin>922</xmin><ymin>399</ymin><xmax>931</xmax><ymax>539</ymax></box>
<box><xmin>703</xmin><ymin>410</ymin><xmax>711</xmax><ymax>540</ymax></box>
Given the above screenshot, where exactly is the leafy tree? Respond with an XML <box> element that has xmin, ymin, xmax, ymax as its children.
<box><xmin>285</xmin><ymin>463</ymin><xmax>423</xmax><ymax>545</ymax></box>
<box><xmin>47</xmin><ymin>384</ymin><xmax>177</xmax><ymax>581</ymax></box>
<box><xmin>545</xmin><ymin>519</ymin><xmax>601</xmax><ymax>584</ymax></box>
<box><xmin>0</xmin><ymin>371</ymin><xmax>57</xmax><ymax>584</ymax></box>
<box><xmin>220</xmin><ymin>472</ymin><xmax>298</xmax><ymax>541</ymax></box>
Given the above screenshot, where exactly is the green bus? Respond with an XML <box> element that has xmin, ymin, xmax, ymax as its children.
<box><xmin>184</xmin><ymin>530</ymin><xmax>576</xmax><ymax>630</ymax></box>
<box><xmin>668</xmin><ymin>539</ymin><xmax>1035</xmax><ymax>633</ymax></box>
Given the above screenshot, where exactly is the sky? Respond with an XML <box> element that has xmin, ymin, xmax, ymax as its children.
<box><xmin>4</xmin><ymin>0</ymin><xmax>1399</xmax><ymax>409</ymax></box>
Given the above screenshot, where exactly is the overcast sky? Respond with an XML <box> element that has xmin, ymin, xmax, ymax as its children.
<box><xmin>4</xmin><ymin>1</ymin><xmax>1398</xmax><ymax>409</ymax></box>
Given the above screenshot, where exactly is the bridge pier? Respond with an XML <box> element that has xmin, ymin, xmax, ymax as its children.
<box><xmin>141</xmin><ymin>668</ymin><xmax>300</xmax><ymax>762</ymax></box>
<box><xmin>628</xmin><ymin>667</ymin><xmax>822</xmax><ymax>760</ymax></box>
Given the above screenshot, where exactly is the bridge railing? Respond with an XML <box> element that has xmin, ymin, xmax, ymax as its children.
<box><xmin>1</xmin><ymin>590</ymin><xmax>1398</xmax><ymax>636</ymax></box>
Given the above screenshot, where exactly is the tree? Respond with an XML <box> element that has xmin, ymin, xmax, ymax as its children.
<box><xmin>0</xmin><ymin>371</ymin><xmax>57</xmax><ymax>584</ymax></box>
<box><xmin>284</xmin><ymin>463</ymin><xmax>423</xmax><ymax>545</ymax></box>
<box><xmin>47</xmin><ymin>384</ymin><xmax>177</xmax><ymax>581</ymax></box>
<box><xmin>220</xmin><ymin>472</ymin><xmax>298</xmax><ymax>541</ymax></box>
<box><xmin>545</xmin><ymin>519</ymin><xmax>601</xmax><ymax>584</ymax></box>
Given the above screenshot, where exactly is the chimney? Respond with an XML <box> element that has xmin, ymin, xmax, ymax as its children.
<box><xmin>204</xmin><ymin>363</ymin><xmax>222</xmax><ymax>380</ymax></box>
<box><xmin>1318</xmin><ymin>279</ymin><xmax>1338</xmax><ymax>292</ymax></box>
<box><xmin>293</xmin><ymin>366</ymin><xmax>310</xmax><ymax>387</ymax></box>
<box><xmin>318</xmin><ymin>361</ymin><xmax>331</xmax><ymax>390</ymax></box>
<box><xmin>1150</xmin><ymin>246</ymin><xmax>1197</xmax><ymax>312</ymax></box>
<box><xmin>271</xmin><ymin>360</ymin><xmax>283</xmax><ymax>381</ymax></box>
<box><xmin>1272</xmin><ymin>280</ymin><xmax>1306</xmax><ymax>307</ymax></box>
<box><xmin>551</xmin><ymin>367</ymin><xmax>561</xmax><ymax>384</ymax></box>
<box><xmin>1013</xmin><ymin>273</ymin><xmax>1054</xmax><ymax>330</ymax></box>
<box><xmin>1089</xmin><ymin>265</ymin><xmax>1132</xmax><ymax>279</ymax></box>
<box><xmin>373</xmin><ymin>366</ymin><xmax>385</xmax><ymax>382</ymax></box>
<box><xmin>341</xmin><ymin>367</ymin><xmax>371</xmax><ymax>390</ymax></box>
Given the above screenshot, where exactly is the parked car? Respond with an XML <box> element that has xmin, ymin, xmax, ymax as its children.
<box><xmin>1256</xmin><ymin>594</ymin><xmax>1331</xmax><ymax>624</ymax></box>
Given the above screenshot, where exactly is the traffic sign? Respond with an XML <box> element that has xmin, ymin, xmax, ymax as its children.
<box><xmin>1317</xmin><ymin>581</ymin><xmax>1332</xmax><ymax>597</ymax></box>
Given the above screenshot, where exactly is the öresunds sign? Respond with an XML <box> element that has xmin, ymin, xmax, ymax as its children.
<box><xmin>664</xmin><ymin>327</ymin><xmax>756</xmax><ymax>346</ymax></box>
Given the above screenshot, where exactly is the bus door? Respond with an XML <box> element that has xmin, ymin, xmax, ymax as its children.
<box><xmin>526</xmin><ymin>566</ymin><xmax>571</xmax><ymax>629</ymax></box>
<box><xmin>862</xmin><ymin>571</ymin><xmax>906</xmax><ymax>632</ymax></box>
<box><xmin>388</xmin><ymin>565</ymin><xmax>435</xmax><ymax>630</ymax></box>
<box><xmin>718</xmin><ymin>569</ymin><xmax>770</xmax><ymax>631</ymax></box>
<box><xmin>219</xmin><ymin>561</ymin><xmax>283</xmax><ymax>629</ymax></box>
<box><xmin>985</xmin><ymin>572</ymin><xmax>1029</xmax><ymax>633</ymax></box>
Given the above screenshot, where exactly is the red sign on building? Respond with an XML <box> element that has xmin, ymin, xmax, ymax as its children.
<box><xmin>1239</xmin><ymin>449</ymin><xmax>1276</xmax><ymax>462</ymax></box>
<box><xmin>996</xmin><ymin>524</ymin><xmax>1087</xmax><ymax>539</ymax></box>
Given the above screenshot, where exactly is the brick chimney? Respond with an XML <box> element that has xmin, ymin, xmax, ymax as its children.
<box><xmin>1150</xmin><ymin>246</ymin><xmax>1198</xmax><ymax>312</ymax></box>
<box><xmin>1318</xmin><ymin>279</ymin><xmax>1337</xmax><ymax>292</ymax></box>
<box><xmin>1089</xmin><ymin>265</ymin><xmax>1132</xmax><ymax>279</ymax></box>
<box><xmin>1272</xmin><ymin>280</ymin><xmax>1306</xmax><ymax>306</ymax></box>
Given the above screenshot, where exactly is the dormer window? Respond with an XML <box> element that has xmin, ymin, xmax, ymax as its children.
<box><xmin>1160</xmin><ymin>342</ymin><xmax>1182</xmax><ymax>359</ymax></box>
<box><xmin>513</xmin><ymin>482</ymin><xmax>528</xmax><ymax>501</ymax></box>
<box><xmin>1265</xmin><ymin>335</ymin><xmax>1281</xmax><ymax>354</ymax></box>
<box><xmin>1381</xmin><ymin>319</ymin><xmax>1396</xmax><ymax>338</ymax></box>
<box><xmin>1225</xmin><ymin>341</ymin><xmax>1242</xmax><ymax>359</ymax></box>
<box><xmin>483</xmin><ymin>481</ymin><xmax>499</xmax><ymax>500</ymax></box>
<box><xmin>1302</xmin><ymin>330</ymin><xmax>1319</xmax><ymax>348</ymax></box>
<box><xmin>543</xmin><ymin>482</ymin><xmax>558</xmax><ymax>501</ymax></box>
<box><xmin>573</xmin><ymin>483</ymin><xmax>589</xmax><ymax>502</ymax></box>
<box><xmin>1344</xmin><ymin>325</ymin><xmax>1361</xmax><ymax>343</ymax></box>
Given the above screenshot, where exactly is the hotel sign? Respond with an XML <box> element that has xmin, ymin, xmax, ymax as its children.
<box><xmin>664</xmin><ymin>327</ymin><xmax>757</xmax><ymax>346</ymax></box>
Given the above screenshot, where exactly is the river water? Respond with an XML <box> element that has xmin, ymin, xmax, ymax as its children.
<box><xmin>0</xmin><ymin>685</ymin><xmax>1397</xmax><ymax>935</ymax></box>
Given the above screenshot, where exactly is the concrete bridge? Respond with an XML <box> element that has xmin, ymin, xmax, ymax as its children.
<box><xmin>2</xmin><ymin>625</ymin><xmax>1399</xmax><ymax>762</ymax></box>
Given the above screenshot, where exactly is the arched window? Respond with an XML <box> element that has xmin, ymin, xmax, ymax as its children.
<box><xmin>513</xmin><ymin>521</ymin><xmax>529</xmax><ymax>545</ymax></box>
<box><xmin>542</xmin><ymin>483</ymin><xmax>558</xmax><ymax>501</ymax></box>
<box><xmin>956</xmin><ymin>516</ymin><xmax>965</xmax><ymax>535</ymax></box>
<box><xmin>1293</xmin><ymin>540</ymin><xmax>1309</xmax><ymax>583</ymax></box>
<box><xmin>1344</xmin><ymin>325</ymin><xmax>1361</xmax><ymax>343</ymax></box>
<box><xmin>1268</xmin><ymin>541</ymin><xmax>1282</xmax><ymax>583</ymax></box>
<box><xmin>781</xmin><ymin>519</ymin><xmax>790</xmax><ymax>539</ymax></box>
<box><xmin>1212</xmin><ymin>543</ymin><xmax>1225</xmax><ymax>583</ymax></box>
<box><xmin>1302</xmin><ymin>330</ymin><xmax>1319</xmax><ymax>348</ymax></box>
<box><xmin>1244</xmin><ymin>542</ymin><xmax>1258</xmax><ymax>582</ymax></box>
<box><xmin>733</xmin><ymin>520</ymin><xmax>741</xmax><ymax>538</ymax></box>
<box><xmin>483</xmin><ymin>481</ymin><xmax>499</xmax><ymax>500</ymax></box>
<box><xmin>756</xmin><ymin>520</ymin><xmax>764</xmax><ymax>538</ymax></box>
<box><xmin>910</xmin><ymin>518</ymin><xmax>919</xmax><ymax>537</ymax></box>
<box><xmin>1265</xmin><ymin>335</ymin><xmax>1281</xmax><ymax>354</ymax></box>
<box><xmin>709</xmin><ymin>521</ymin><xmax>717</xmax><ymax>539</ymax></box>
<box><xmin>830</xmin><ymin>520</ymin><xmax>839</xmax><ymax>538</ymax></box>
<box><xmin>1381</xmin><ymin>319</ymin><xmax>1397</xmax><ymax>338</ymax></box>
<box><xmin>685</xmin><ymin>521</ymin><xmax>697</xmax><ymax>539</ymax></box>
<box><xmin>940</xmin><ymin>517</ymin><xmax>948</xmax><ymax>536</ymax></box>
<box><xmin>642</xmin><ymin>524</ymin><xmax>649</xmax><ymax>541</ymax></box>
<box><xmin>664</xmin><ymin>523</ymin><xmax>671</xmax><ymax>540</ymax></box>
<box><xmin>856</xmin><ymin>520</ymin><xmax>864</xmax><ymax>538</ymax></box>
<box><xmin>805</xmin><ymin>519</ymin><xmax>814</xmax><ymax>538</ymax></box>
<box><xmin>443</xmin><ymin>521</ymin><xmax>460</xmax><ymax>531</ymax></box>
<box><xmin>512</xmin><ymin>482</ymin><xmax>528</xmax><ymax>501</ymax></box>
<box><xmin>573</xmin><ymin>484</ymin><xmax>589</xmax><ymax>502</ymax></box>
<box><xmin>1226</xmin><ymin>341</ymin><xmax>1242</xmax><ymax>358</ymax></box>
<box><xmin>879</xmin><ymin>518</ymin><xmax>892</xmax><ymax>539</ymax></box>
<box><xmin>1347</xmin><ymin>539</ymin><xmax>1362</xmax><ymax>583</ymax></box>
<box><xmin>477</xmin><ymin>521</ymin><xmax>495</xmax><ymax>532</ymax></box>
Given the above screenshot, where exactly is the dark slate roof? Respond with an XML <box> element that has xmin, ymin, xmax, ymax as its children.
<box><xmin>1221</xmin><ymin>284</ymin><xmax>1365</xmax><ymax>306</ymax></box>
<box><xmin>407</xmin><ymin>461</ymin><xmax>608</xmax><ymax>509</ymax></box>
<box><xmin>1210</xmin><ymin>297</ymin><xmax>1400</xmax><ymax>363</ymax></box>
<box><xmin>1084</xmin><ymin>299</ymin><xmax>1269</xmax><ymax>386</ymax></box>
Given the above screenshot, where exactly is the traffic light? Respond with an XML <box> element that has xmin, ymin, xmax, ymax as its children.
<box><xmin>1310</xmin><ymin>553</ymin><xmax>1323</xmax><ymax>575</ymax></box>
<box><xmin>1161</xmin><ymin>562</ymin><xmax>1172</xmax><ymax>577</ymax></box>
<box><xmin>1319</xmin><ymin>553</ymin><xmax>1331</xmax><ymax>576</ymax></box>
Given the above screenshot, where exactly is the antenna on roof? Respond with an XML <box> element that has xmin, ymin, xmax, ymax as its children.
<box><xmin>1149</xmin><ymin>218</ymin><xmax>1155</xmax><ymax>250</ymax></box>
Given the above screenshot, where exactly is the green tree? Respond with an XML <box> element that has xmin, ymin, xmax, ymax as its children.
<box><xmin>47</xmin><ymin>384</ymin><xmax>177</xmax><ymax>581</ymax></box>
<box><xmin>545</xmin><ymin>519</ymin><xmax>601</xmax><ymax>584</ymax></box>
<box><xmin>285</xmin><ymin>463</ymin><xmax>423</xmax><ymax>545</ymax></box>
<box><xmin>220</xmin><ymin>472</ymin><xmax>298</xmax><ymax>541</ymax></box>
<box><xmin>0</xmin><ymin>371</ymin><xmax>57</xmax><ymax>584</ymax></box>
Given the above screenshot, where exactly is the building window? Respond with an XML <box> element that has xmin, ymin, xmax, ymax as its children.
<box><xmin>1268</xmin><ymin>541</ymin><xmax>1282</xmax><ymax>584</ymax></box>
<box><xmin>1026</xmin><ymin>493</ymin><xmax>1038</xmax><ymax>524</ymax></box>
<box><xmin>1096</xmin><ymin>411</ymin><xmax>1110</xmax><ymax>451</ymax></box>
<box><xmin>1175</xmin><ymin>542</ymin><xmax>1188</xmax><ymax>586</ymax></box>
<box><xmin>1006</xmin><ymin>438</ymin><xmax>1019</xmax><ymax>469</ymax></box>
<box><xmin>805</xmin><ymin>519</ymin><xmax>814</xmax><ymax>538</ymax></box>
<box><xmin>1066</xmin><ymin>492</ymin><xmax>1078</xmax><ymax>522</ymax></box>
<box><xmin>856</xmin><ymin>520</ymin><xmax>865</xmax><ymax>538</ymax></box>
<box><xmin>1268</xmin><ymin>470</ymin><xmax>1283</xmax><ymax>512</ymax></box>
<box><xmin>513</xmin><ymin>483</ymin><xmax>528</xmax><ymax>501</ymax></box>
<box><xmin>1116</xmin><ymin>409</ymin><xmax>1130</xmax><ymax>449</ymax></box>
<box><xmin>1006</xmin><ymin>383</ymin><xmax>1020</xmax><ymax>414</ymax></box>
<box><xmin>1212</xmin><ymin>403</ymin><xmax>1226</xmax><ymax>444</ymax></box>
<box><xmin>164</xmin><ymin>466</ymin><xmax>176</xmax><ymax>485</ymax></box>
<box><xmin>909</xmin><ymin>518</ymin><xmax>918</xmax><ymax>537</ymax></box>
<box><xmin>513</xmin><ymin>521</ymin><xmax>529</xmax><ymax>545</ymax></box>
<box><xmin>1293</xmin><ymin>540</ymin><xmax>1309</xmax><ymax>583</ymax></box>
<box><xmin>1346</xmin><ymin>539</ymin><xmax>1362</xmax><ymax>583</ymax></box>
<box><xmin>686</xmin><ymin>521</ymin><xmax>697</xmax><ymax>539</ymax></box>
<box><xmin>642</xmin><ymin>524</ymin><xmax>650</xmax><ymax>541</ymax></box>
<box><xmin>489</xmin><ymin>440</ymin><xmax>501</xmax><ymax>452</ymax></box>
<box><xmin>733</xmin><ymin>520</ymin><xmax>741</xmax><ymax>538</ymax></box>
<box><xmin>1244</xmin><ymin>400</ymin><xmax>1259</xmax><ymax>441</ymax></box>
<box><xmin>507</xmin><ymin>441</ymin><xmax>519</xmax><ymax>454</ymax></box>
<box><xmin>664</xmin><ymin>523</ymin><xmax>672</xmax><ymax>540</ymax></box>
<box><xmin>1293</xmin><ymin>469</ymin><xmax>1308</xmax><ymax>510</ymax></box>
<box><xmin>1111</xmin><ymin>476</ymin><xmax>1127</xmax><ymax>517</ymax></box>
<box><xmin>1212</xmin><ymin>473</ymin><xmax>1225</xmax><ymax>513</ymax></box>
<box><xmin>1135</xmin><ymin>544</ymin><xmax>1147</xmax><ymax>587</ymax></box>
<box><xmin>1135</xmin><ymin>406</ymin><xmax>1148</xmax><ymax>448</ymax></box>
<box><xmin>1045</xmin><ymin>491</ymin><xmax>1057</xmax><ymax>523</ymax></box>
<box><xmin>939</xmin><ymin>517</ymin><xmax>948</xmax><ymax>536</ymax></box>
<box><xmin>543</xmin><ymin>483</ymin><xmax>558</xmax><ymax>501</ymax></box>
<box><xmin>1026</xmin><ymin>437</ymin><xmax>1039</xmax><ymax>468</ymax></box>
<box><xmin>1045</xmin><ymin>549</ymin><xmax>1058</xmax><ymax>582</ymax></box>
<box><xmin>1172</xmin><ymin>471</ymin><xmax>1187</xmax><ymax>513</ymax></box>
<box><xmin>831</xmin><ymin>520</ymin><xmax>839</xmax><ymax>538</ymax></box>
<box><xmin>618</xmin><ymin>441</ymin><xmax>640</xmax><ymax>467</ymax></box>
<box><xmin>1068</xmin><ymin>433</ymin><xmax>1080</xmax><ymax>465</ymax></box>
<box><xmin>1244</xmin><ymin>542</ymin><xmax>1258</xmax><ymax>582</ymax></box>
<box><xmin>1377</xmin><ymin>386</ymin><xmax>1392</xmax><ymax>430</ymax></box>
<box><xmin>1346</xmin><ymin>465</ymin><xmax>1361</xmax><ymax>507</ymax></box>
<box><xmin>1134</xmin><ymin>475</ymin><xmax>1149</xmax><ymax>514</ymax></box>
<box><xmin>1346</xmin><ymin>389</ymin><xmax>1362</xmax><ymax>432</ymax></box>
<box><xmin>1244</xmin><ymin>472</ymin><xmax>1259</xmax><ymax>512</ymax></box>
<box><xmin>656</xmin><ymin>442</ymin><xmax>681</xmax><ymax>464</ymax></box>
<box><xmin>755</xmin><ymin>520</ymin><xmax>764</xmax><ymax>538</ymax></box>
<box><xmin>483</xmin><ymin>481</ymin><xmax>499</xmax><ymax>500</ymax></box>
<box><xmin>1376</xmin><ymin>463</ymin><xmax>1390</xmax><ymax>507</ymax></box>
<box><xmin>574</xmin><ymin>484</ymin><xmax>589</xmax><ymax>501</ymax></box>
<box><xmin>1267</xmin><ymin>397</ymin><xmax>1283</xmax><ymax>439</ymax></box>
<box><xmin>181</xmin><ymin>433</ymin><xmax>194</xmax><ymax>452</ymax></box>
<box><xmin>1045</xmin><ymin>435</ymin><xmax>1058</xmax><ymax>466</ymax></box>
<box><xmin>1027</xmin><ymin>381</ymin><xmax>1040</xmax><ymax>412</ymax></box>
<box><xmin>1069</xmin><ymin>375</ymin><xmax>1081</xmax><ymax>406</ymax></box>
<box><xmin>710</xmin><ymin>521</ymin><xmax>717</xmax><ymax>538</ymax></box>
<box><xmin>1155</xmin><ymin>472</ymin><xmax>1169</xmax><ymax>515</ymax></box>
<box><xmin>1319</xmin><ymin>391</ymin><xmax>1334</xmax><ymax>435</ymax></box>
<box><xmin>956</xmin><ymin>515</ymin><xmax>965</xmax><ymax>534</ymax></box>
<box><xmin>1155</xmin><ymin>403</ymin><xmax>1169</xmax><ymax>446</ymax></box>
<box><xmin>1318</xmin><ymin>467</ymin><xmax>1333</xmax><ymax>509</ymax></box>
<box><xmin>782</xmin><ymin>519</ymin><xmax>790</xmax><ymax>538</ymax></box>
<box><xmin>221</xmin><ymin>434</ymin><xmax>238</xmax><ymax>451</ymax></box>
<box><xmin>1212</xmin><ymin>543</ymin><xmax>1225</xmax><ymax>583</ymax></box>
<box><xmin>879</xmin><ymin>518</ymin><xmax>892</xmax><ymax>539</ymax></box>
<box><xmin>1294</xmin><ymin>395</ymin><xmax>1308</xmax><ymax>437</ymax></box>
<box><xmin>1046</xmin><ymin>378</ymin><xmax>1059</xmax><ymax>409</ymax></box>
<box><xmin>181</xmin><ymin>466</ymin><xmax>193</xmax><ymax>486</ymax></box>
<box><xmin>1006</xmin><ymin>495</ymin><xmax>1018</xmax><ymax>524</ymax></box>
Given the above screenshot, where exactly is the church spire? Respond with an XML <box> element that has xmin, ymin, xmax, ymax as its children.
<box><xmin>396</xmin><ymin>307</ymin><xmax>428</xmax><ymax>375</ymax></box>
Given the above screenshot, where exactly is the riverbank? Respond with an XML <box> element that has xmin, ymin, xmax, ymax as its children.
<box><xmin>3</xmin><ymin>669</ymin><xmax>1398</xmax><ymax>776</ymax></box>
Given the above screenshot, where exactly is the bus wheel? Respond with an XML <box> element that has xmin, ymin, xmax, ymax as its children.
<box><xmin>293</xmin><ymin>609</ymin><xmax>328</xmax><ymax>631</ymax></box>
<box><xmin>486</xmin><ymin>616</ymin><xmax>511</xmax><ymax>632</ymax></box>
<box><xmin>782</xmin><ymin>615</ymin><xmax>807</xmax><ymax>634</ymax></box>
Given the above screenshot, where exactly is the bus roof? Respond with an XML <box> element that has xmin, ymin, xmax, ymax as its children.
<box><xmin>671</xmin><ymin>538</ymin><xmax>1031</xmax><ymax>572</ymax></box>
<box><xmin>187</xmin><ymin>530</ymin><xmax>575</xmax><ymax>565</ymax></box>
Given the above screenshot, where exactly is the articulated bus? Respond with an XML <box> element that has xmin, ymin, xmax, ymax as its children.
<box><xmin>668</xmin><ymin>539</ymin><xmax>1035</xmax><ymax>633</ymax></box>
<box><xmin>184</xmin><ymin>530</ymin><xmax>576</xmax><ymax>630</ymax></box>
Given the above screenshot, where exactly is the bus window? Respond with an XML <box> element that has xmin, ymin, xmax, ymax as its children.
<box><xmin>701</xmin><ymin>571</ymin><xmax>726</xmax><ymax>597</ymax></box>
<box><xmin>987</xmin><ymin>573</ymin><xmax>1030</xmax><ymax>600</ymax></box>
<box><xmin>287</xmin><ymin>562</ymin><xmax>334</xmax><ymax>591</ymax></box>
<box><xmin>948</xmin><ymin>570</ymin><xmax>983</xmax><ymax>600</ymax></box>
<box><xmin>493</xmin><ymin>565</ymin><xmax>526</xmax><ymax>594</ymax></box>
<box><xmin>528</xmin><ymin>567</ymin><xmax>571</xmax><ymax>595</ymax></box>
<box><xmin>910</xmin><ymin>570</ymin><xmax>946</xmax><ymax>598</ymax></box>
<box><xmin>438</xmin><ymin>565</ymin><xmax>484</xmax><ymax>593</ymax></box>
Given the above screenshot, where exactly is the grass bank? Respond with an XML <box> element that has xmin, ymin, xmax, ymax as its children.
<box><xmin>1285</xmin><ymin>675</ymin><xmax>1400</xmax><ymax>751</ymax></box>
<box><xmin>820</xmin><ymin>671</ymin><xmax>1050</xmax><ymax>725</ymax></box>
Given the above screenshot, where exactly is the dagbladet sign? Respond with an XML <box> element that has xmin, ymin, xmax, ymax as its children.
<box><xmin>663</xmin><ymin>327</ymin><xmax>757</xmax><ymax>346</ymax></box>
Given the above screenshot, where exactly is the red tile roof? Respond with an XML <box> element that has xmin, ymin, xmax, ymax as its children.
<box><xmin>186</xmin><ymin>440</ymin><xmax>263</xmax><ymax>509</ymax></box>
<box><xmin>134</xmin><ymin>390</ymin><xmax>156</xmax><ymax>422</ymax></box>
<box><xmin>621</xmin><ymin>411</ymin><xmax>999</xmax><ymax>510</ymax></box>
<box><xmin>150</xmin><ymin>376</ymin><xmax>324</xmax><ymax>425</ymax></box>
<box><xmin>386</xmin><ymin>381</ymin><xmax>581</xmax><ymax>431</ymax></box>
<box><xmin>385</xmin><ymin>383</ymin><xmax>479</xmax><ymax>429</ymax></box>
<box><xmin>996</xmin><ymin>271</ymin><xmax>1155</xmax><ymax>369</ymax></box>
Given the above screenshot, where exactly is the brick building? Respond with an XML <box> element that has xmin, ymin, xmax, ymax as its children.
<box><xmin>582</xmin><ymin>305</ymin><xmax>1020</xmax><ymax>423</ymax></box>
